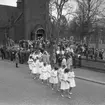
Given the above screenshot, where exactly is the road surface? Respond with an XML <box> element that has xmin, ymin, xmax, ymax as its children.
<box><xmin>0</xmin><ymin>60</ymin><xmax>105</xmax><ymax>105</ymax></box>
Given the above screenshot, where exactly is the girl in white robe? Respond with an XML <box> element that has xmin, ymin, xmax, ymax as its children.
<box><xmin>38</xmin><ymin>59</ymin><xmax>44</xmax><ymax>79</ymax></box>
<box><xmin>57</xmin><ymin>65</ymin><xmax>66</xmax><ymax>91</ymax></box>
<box><xmin>68</xmin><ymin>68</ymin><xmax>76</xmax><ymax>95</ymax></box>
<box><xmin>49</xmin><ymin>66</ymin><xmax>58</xmax><ymax>90</ymax></box>
<box><xmin>60</xmin><ymin>68</ymin><xmax>70</xmax><ymax>98</ymax></box>
<box><xmin>31</xmin><ymin>57</ymin><xmax>38</xmax><ymax>79</ymax></box>
<box><xmin>58</xmin><ymin>65</ymin><xmax>67</xmax><ymax>81</ymax></box>
<box><xmin>34</xmin><ymin>57</ymin><xmax>40</xmax><ymax>79</ymax></box>
<box><xmin>61</xmin><ymin>56</ymin><xmax>67</xmax><ymax>67</ymax></box>
<box><xmin>28</xmin><ymin>56</ymin><xmax>34</xmax><ymax>73</ymax></box>
<box><xmin>46</xmin><ymin>63</ymin><xmax>52</xmax><ymax>85</ymax></box>
<box><xmin>31</xmin><ymin>59</ymin><xmax>37</xmax><ymax>79</ymax></box>
<box><xmin>39</xmin><ymin>63</ymin><xmax>48</xmax><ymax>83</ymax></box>
<box><xmin>33</xmin><ymin>52</ymin><xmax>37</xmax><ymax>60</ymax></box>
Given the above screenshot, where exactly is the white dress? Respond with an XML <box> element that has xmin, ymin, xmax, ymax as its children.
<box><xmin>61</xmin><ymin>50</ymin><xmax>65</xmax><ymax>55</ymax></box>
<box><xmin>49</xmin><ymin>70</ymin><xmax>58</xmax><ymax>84</ymax></box>
<box><xmin>58</xmin><ymin>68</ymin><xmax>65</xmax><ymax>82</ymax></box>
<box><xmin>34</xmin><ymin>59</ymin><xmax>40</xmax><ymax>74</ymax></box>
<box><xmin>61</xmin><ymin>58</ymin><xmax>67</xmax><ymax>66</ymax></box>
<box><xmin>28</xmin><ymin>58</ymin><xmax>33</xmax><ymax>71</ymax></box>
<box><xmin>38</xmin><ymin>52</ymin><xmax>43</xmax><ymax>59</ymax></box>
<box><xmin>68</xmin><ymin>71</ymin><xmax>76</xmax><ymax>88</ymax></box>
<box><xmin>46</xmin><ymin>64</ymin><xmax>52</xmax><ymax>78</ymax></box>
<box><xmin>56</xmin><ymin>50</ymin><xmax>60</xmax><ymax>54</ymax></box>
<box><xmin>32</xmin><ymin>62</ymin><xmax>37</xmax><ymax>74</ymax></box>
<box><xmin>31</xmin><ymin>61</ymin><xmax>36</xmax><ymax>74</ymax></box>
<box><xmin>39</xmin><ymin>66</ymin><xmax>48</xmax><ymax>80</ymax></box>
<box><xmin>60</xmin><ymin>73</ymin><xmax>70</xmax><ymax>90</ymax></box>
<box><xmin>33</xmin><ymin>53</ymin><xmax>37</xmax><ymax>60</ymax></box>
<box><xmin>38</xmin><ymin>62</ymin><xmax>44</xmax><ymax>75</ymax></box>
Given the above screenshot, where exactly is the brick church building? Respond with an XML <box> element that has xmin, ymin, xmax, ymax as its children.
<box><xmin>0</xmin><ymin>0</ymin><xmax>49</xmax><ymax>44</ymax></box>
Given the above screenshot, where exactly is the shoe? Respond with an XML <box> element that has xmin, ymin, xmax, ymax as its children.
<box><xmin>69</xmin><ymin>92</ymin><xmax>72</xmax><ymax>95</ymax></box>
<box><xmin>61</xmin><ymin>94</ymin><xmax>64</xmax><ymax>97</ymax></box>
<box><xmin>68</xmin><ymin>96</ymin><xmax>71</xmax><ymax>99</ymax></box>
<box><xmin>34</xmin><ymin>77</ymin><xmax>36</xmax><ymax>79</ymax></box>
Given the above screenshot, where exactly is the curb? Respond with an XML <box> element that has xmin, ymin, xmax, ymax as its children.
<box><xmin>76</xmin><ymin>76</ymin><xmax>105</xmax><ymax>85</ymax></box>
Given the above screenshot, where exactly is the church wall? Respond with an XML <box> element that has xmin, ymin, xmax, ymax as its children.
<box><xmin>0</xmin><ymin>5</ymin><xmax>20</xmax><ymax>44</ymax></box>
<box><xmin>8</xmin><ymin>14</ymin><xmax>24</xmax><ymax>43</ymax></box>
<box><xmin>24</xmin><ymin>0</ymin><xmax>49</xmax><ymax>40</ymax></box>
<box><xmin>14</xmin><ymin>17</ymin><xmax>24</xmax><ymax>42</ymax></box>
<box><xmin>9</xmin><ymin>27</ymin><xmax>15</xmax><ymax>40</ymax></box>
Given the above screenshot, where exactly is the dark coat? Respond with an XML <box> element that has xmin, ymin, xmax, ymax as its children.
<box><xmin>15</xmin><ymin>53</ymin><xmax>19</xmax><ymax>63</ymax></box>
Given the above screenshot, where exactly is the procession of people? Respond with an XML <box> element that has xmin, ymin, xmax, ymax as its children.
<box><xmin>1</xmin><ymin>34</ymin><xmax>105</xmax><ymax>100</ymax></box>
<box><xmin>2</xmin><ymin>34</ymin><xmax>105</xmax><ymax>99</ymax></box>
<box><xmin>28</xmin><ymin>48</ymin><xmax>76</xmax><ymax>99</ymax></box>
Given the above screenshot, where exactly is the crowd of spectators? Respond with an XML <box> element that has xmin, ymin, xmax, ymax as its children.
<box><xmin>0</xmin><ymin>37</ymin><xmax>105</xmax><ymax>68</ymax></box>
<box><xmin>51</xmin><ymin>37</ymin><xmax>105</xmax><ymax>62</ymax></box>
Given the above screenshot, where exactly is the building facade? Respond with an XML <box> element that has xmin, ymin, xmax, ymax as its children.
<box><xmin>0</xmin><ymin>0</ymin><xmax>49</xmax><ymax>44</ymax></box>
<box><xmin>23</xmin><ymin>0</ymin><xmax>49</xmax><ymax>40</ymax></box>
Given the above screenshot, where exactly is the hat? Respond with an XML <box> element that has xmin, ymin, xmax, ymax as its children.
<box><xmin>64</xmin><ymin>68</ymin><xmax>69</xmax><ymax>73</ymax></box>
<box><xmin>62</xmin><ymin>65</ymin><xmax>66</xmax><ymax>68</ymax></box>
<box><xmin>54</xmin><ymin>64</ymin><xmax>58</xmax><ymax>69</ymax></box>
<box><xmin>54</xmin><ymin>65</ymin><xmax>59</xmax><ymax>70</ymax></box>
<box><xmin>44</xmin><ymin>62</ymin><xmax>47</xmax><ymax>66</ymax></box>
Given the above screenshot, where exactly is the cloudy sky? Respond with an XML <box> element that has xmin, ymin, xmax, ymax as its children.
<box><xmin>0</xmin><ymin>0</ymin><xmax>17</xmax><ymax>6</ymax></box>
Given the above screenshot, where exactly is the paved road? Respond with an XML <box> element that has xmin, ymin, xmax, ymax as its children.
<box><xmin>0</xmin><ymin>60</ymin><xmax>105</xmax><ymax>105</ymax></box>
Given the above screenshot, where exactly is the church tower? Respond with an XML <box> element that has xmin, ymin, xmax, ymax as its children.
<box><xmin>23</xmin><ymin>0</ymin><xmax>49</xmax><ymax>40</ymax></box>
<box><xmin>17</xmin><ymin>0</ymin><xmax>24</xmax><ymax>11</ymax></box>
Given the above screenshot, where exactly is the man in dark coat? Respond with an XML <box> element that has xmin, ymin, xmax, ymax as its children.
<box><xmin>15</xmin><ymin>51</ymin><xmax>19</xmax><ymax>68</ymax></box>
<box><xmin>0</xmin><ymin>47</ymin><xmax>5</xmax><ymax>60</ymax></box>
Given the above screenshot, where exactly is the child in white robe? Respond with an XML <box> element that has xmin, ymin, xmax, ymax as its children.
<box><xmin>49</xmin><ymin>66</ymin><xmax>58</xmax><ymax>90</ymax></box>
<box><xmin>30</xmin><ymin>57</ymin><xmax>36</xmax><ymax>75</ymax></box>
<box><xmin>38</xmin><ymin>59</ymin><xmax>44</xmax><ymax>79</ymax></box>
<box><xmin>33</xmin><ymin>52</ymin><xmax>37</xmax><ymax>60</ymax></box>
<box><xmin>58</xmin><ymin>65</ymin><xmax>67</xmax><ymax>81</ymax></box>
<box><xmin>57</xmin><ymin>65</ymin><xmax>66</xmax><ymax>91</ymax></box>
<box><xmin>68</xmin><ymin>68</ymin><xmax>76</xmax><ymax>95</ymax></box>
<box><xmin>60</xmin><ymin>68</ymin><xmax>70</xmax><ymax>98</ymax></box>
<box><xmin>38</xmin><ymin>51</ymin><xmax>43</xmax><ymax>59</ymax></box>
<box><xmin>31</xmin><ymin>57</ymin><xmax>38</xmax><ymax>79</ymax></box>
<box><xmin>46</xmin><ymin>63</ymin><xmax>52</xmax><ymax>85</ymax></box>
<box><xmin>31</xmin><ymin>59</ymin><xmax>37</xmax><ymax>79</ymax></box>
<box><xmin>61</xmin><ymin>56</ymin><xmax>67</xmax><ymax>67</ymax></box>
<box><xmin>34</xmin><ymin>57</ymin><xmax>40</xmax><ymax>79</ymax></box>
<box><xmin>39</xmin><ymin>63</ymin><xmax>48</xmax><ymax>83</ymax></box>
<box><xmin>28</xmin><ymin>56</ymin><xmax>34</xmax><ymax>73</ymax></box>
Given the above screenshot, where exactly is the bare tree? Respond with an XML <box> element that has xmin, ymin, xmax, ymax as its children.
<box><xmin>49</xmin><ymin>0</ymin><xmax>75</xmax><ymax>41</ymax></box>
<box><xmin>75</xmin><ymin>0</ymin><xmax>105</xmax><ymax>45</ymax></box>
